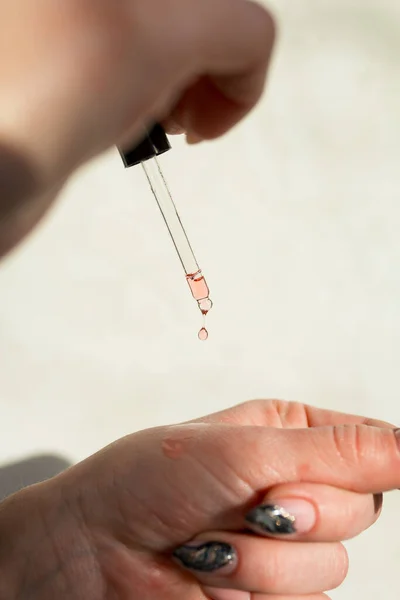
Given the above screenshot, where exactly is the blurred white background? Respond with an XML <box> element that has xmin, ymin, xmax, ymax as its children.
<box><xmin>1</xmin><ymin>0</ymin><xmax>400</xmax><ymax>597</ymax></box>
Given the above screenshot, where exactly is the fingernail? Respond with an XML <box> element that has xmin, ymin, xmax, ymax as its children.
<box><xmin>186</xmin><ymin>133</ymin><xmax>203</xmax><ymax>145</ymax></box>
<box><xmin>245</xmin><ymin>500</ymin><xmax>316</xmax><ymax>535</ymax></box>
<box><xmin>173</xmin><ymin>541</ymin><xmax>237</xmax><ymax>573</ymax></box>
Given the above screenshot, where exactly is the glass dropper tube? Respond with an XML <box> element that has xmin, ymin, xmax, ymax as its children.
<box><xmin>141</xmin><ymin>157</ymin><xmax>213</xmax><ymax>319</ymax></box>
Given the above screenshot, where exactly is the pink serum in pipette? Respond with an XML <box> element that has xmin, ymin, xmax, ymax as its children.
<box><xmin>186</xmin><ymin>270</ymin><xmax>213</xmax><ymax>341</ymax></box>
<box><xmin>137</xmin><ymin>156</ymin><xmax>213</xmax><ymax>341</ymax></box>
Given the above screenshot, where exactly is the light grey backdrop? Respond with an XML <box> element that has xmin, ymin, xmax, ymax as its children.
<box><xmin>1</xmin><ymin>1</ymin><xmax>399</xmax><ymax>597</ymax></box>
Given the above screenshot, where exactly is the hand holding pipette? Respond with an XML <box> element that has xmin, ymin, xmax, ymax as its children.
<box><xmin>0</xmin><ymin>0</ymin><xmax>274</xmax><ymax>260</ymax></box>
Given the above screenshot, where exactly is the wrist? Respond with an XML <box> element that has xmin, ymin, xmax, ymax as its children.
<box><xmin>0</xmin><ymin>482</ymin><xmax>95</xmax><ymax>600</ymax></box>
<box><xmin>0</xmin><ymin>489</ymin><xmax>33</xmax><ymax>598</ymax></box>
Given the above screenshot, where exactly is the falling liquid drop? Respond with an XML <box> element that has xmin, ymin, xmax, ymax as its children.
<box><xmin>198</xmin><ymin>327</ymin><xmax>209</xmax><ymax>341</ymax></box>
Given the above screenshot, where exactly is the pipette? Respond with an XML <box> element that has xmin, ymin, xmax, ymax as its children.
<box><xmin>119</xmin><ymin>124</ymin><xmax>212</xmax><ymax>340</ymax></box>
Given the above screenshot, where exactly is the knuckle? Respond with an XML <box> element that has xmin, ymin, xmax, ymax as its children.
<box><xmin>242</xmin><ymin>399</ymin><xmax>308</xmax><ymax>427</ymax></box>
<box><xmin>330</xmin><ymin>424</ymin><xmax>368</xmax><ymax>466</ymax></box>
<box><xmin>330</xmin><ymin>424</ymin><xmax>398</xmax><ymax>470</ymax></box>
<box><xmin>244</xmin><ymin>399</ymin><xmax>289</xmax><ymax>423</ymax></box>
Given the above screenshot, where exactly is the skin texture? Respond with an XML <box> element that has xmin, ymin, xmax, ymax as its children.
<box><xmin>0</xmin><ymin>0</ymin><xmax>275</xmax><ymax>258</ymax></box>
<box><xmin>0</xmin><ymin>2</ymin><xmax>397</xmax><ymax>599</ymax></box>
<box><xmin>0</xmin><ymin>400</ymin><xmax>398</xmax><ymax>600</ymax></box>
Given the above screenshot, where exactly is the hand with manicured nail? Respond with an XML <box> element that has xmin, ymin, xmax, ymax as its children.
<box><xmin>0</xmin><ymin>400</ymin><xmax>398</xmax><ymax>600</ymax></box>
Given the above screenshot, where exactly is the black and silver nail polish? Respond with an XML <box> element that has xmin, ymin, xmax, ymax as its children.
<box><xmin>246</xmin><ymin>504</ymin><xmax>296</xmax><ymax>535</ymax></box>
<box><xmin>173</xmin><ymin>542</ymin><xmax>236</xmax><ymax>572</ymax></box>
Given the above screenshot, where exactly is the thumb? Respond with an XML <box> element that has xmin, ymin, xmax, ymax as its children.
<box><xmin>166</xmin><ymin>0</ymin><xmax>275</xmax><ymax>141</ymax></box>
<box><xmin>277</xmin><ymin>424</ymin><xmax>400</xmax><ymax>494</ymax></box>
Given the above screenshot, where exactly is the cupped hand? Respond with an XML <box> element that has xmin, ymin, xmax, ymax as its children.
<box><xmin>1</xmin><ymin>400</ymin><xmax>398</xmax><ymax>600</ymax></box>
<box><xmin>0</xmin><ymin>0</ymin><xmax>275</xmax><ymax>256</ymax></box>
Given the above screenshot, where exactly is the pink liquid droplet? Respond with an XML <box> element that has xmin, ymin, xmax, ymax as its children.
<box><xmin>198</xmin><ymin>327</ymin><xmax>208</xmax><ymax>341</ymax></box>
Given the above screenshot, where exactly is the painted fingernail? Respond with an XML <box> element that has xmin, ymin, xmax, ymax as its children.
<box><xmin>245</xmin><ymin>500</ymin><xmax>316</xmax><ymax>535</ymax></box>
<box><xmin>173</xmin><ymin>541</ymin><xmax>236</xmax><ymax>573</ymax></box>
